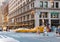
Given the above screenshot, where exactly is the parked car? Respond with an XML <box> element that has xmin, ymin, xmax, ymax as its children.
<box><xmin>14</xmin><ymin>26</ymin><xmax>49</xmax><ymax>33</ymax></box>
<box><xmin>14</xmin><ymin>28</ymin><xmax>30</xmax><ymax>33</ymax></box>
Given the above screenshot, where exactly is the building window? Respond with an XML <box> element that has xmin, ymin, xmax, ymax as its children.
<box><xmin>44</xmin><ymin>12</ymin><xmax>48</xmax><ymax>18</ymax></box>
<box><xmin>31</xmin><ymin>0</ymin><xmax>34</xmax><ymax>2</ymax></box>
<box><xmin>27</xmin><ymin>15</ymin><xmax>29</xmax><ymax>20</ymax></box>
<box><xmin>20</xmin><ymin>0</ymin><xmax>22</xmax><ymax>2</ymax></box>
<box><xmin>51</xmin><ymin>14</ymin><xmax>59</xmax><ymax>18</ymax></box>
<box><xmin>21</xmin><ymin>5</ymin><xmax>22</xmax><ymax>8</ymax></box>
<box><xmin>21</xmin><ymin>8</ymin><xmax>22</xmax><ymax>13</ymax></box>
<box><xmin>26</xmin><ymin>0</ymin><xmax>29</xmax><ymax>4</ymax></box>
<box><xmin>31</xmin><ymin>14</ymin><xmax>34</xmax><ymax>18</ymax></box>
<box><xmin>23</xmin><ymin>2</ymin><xmax>25</xmax><ymax>6</ymax></box>
<box><xmin>40</xmin><ymin>1</ymin><xmax>43</xmax><ymax>7</ymax></box>
<box><xmin>39</xmin><ymin>19</ymin><xmax>48</xmax><ymax>26</ymax></box>
<box><xmin>27</xmin><ymin>5</ymin><xmax>29</xmax><ymax>10</ymax></box>
<box><xmin>39</xmin><ymin>12</ymin><xmax>48</xmax><ymax>18</ymax></box>
<box><xmin>51</xmin><ymin>12</ymin><xmax>59</xmax><ymax>18</ymax></box>
<box><xmin>31</xmin><ymin>2</ymin><xmax>34</xmax><ymax>8</ymax></box>
<box><xmin>19</xmin><ymin>8</ymin><xmax>21</xmax><ymax>14</ymax></box>
<box><xmin>23</xmin><ymin>7</ymin><xmax>25</xmax><ymax>12</ymax></box>
<box><xmin>21</xmin><ymin>17</ymin><xmax>22</xmax><ymax>22</ymax></box>
<box><xmin>50</xmin><ymin>2</ymin><xmax>54</xmax><ymax>8</ymax></box>
<box><xmin>18</xmin><ymin>1</ymin><xmax>20</xmax><ymax>4</ymax></box>
<box><xmin>56</xmin><ymin>2</ymin><xmax>59</xmax><ymax>8</ymax></box>
<box><xmin>39</xmin><ymin>12</ymin><xmax>42</xmax><ymax>18</ymax></box>
<box><xmin>39</xmin><ymin>19</ymin><xmax>42</xmax><ymax>26</ymax></box>
<box><xmin>23</xmin><ymin>16</ymin><xmax>25</xmax><ymax>20</ymax></box>
<box><xmin>44</xmin><ymin>2</ymin><xmax>48</xmax><ymax>8</ymax></box>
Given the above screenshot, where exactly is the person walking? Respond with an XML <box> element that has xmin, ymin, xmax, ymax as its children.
<box><xmin>37</xmin><ymin>27</ymin><xmax>40</xmax><ymax>34</ymax></box>
<box><xmin>43</xmin><ymin>25</ymin><xmax>48</xmax><ymax>36</ymax></box>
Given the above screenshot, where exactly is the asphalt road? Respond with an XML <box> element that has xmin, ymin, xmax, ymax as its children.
<box><xmin>0</xmin><ymin>32</ymin><xmax>60</xmax><ymax>42</ymax></box>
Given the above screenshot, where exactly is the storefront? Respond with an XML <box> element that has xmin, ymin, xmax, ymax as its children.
<box><xmin>51</xmin><ymin>12</ymin><xmax>59</xmax><ymax>18</ymax></box>
<box><xmin>51</xmin><ymin>12</ymin><xmax>59</xmax><ymax>27</ymax></box>
<box><xmin>39</xmin><ymin>19</ymin><xmax>48</xmax><ymax>26</ymax></box>
<box><xmin>51</xmin><ymin>20</ymin><xmax>59</xmax><ymax>27</ymax></box>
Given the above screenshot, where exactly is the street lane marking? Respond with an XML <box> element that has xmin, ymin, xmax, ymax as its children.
<box><xmin>0</xmin><ymin>35</ymin><xmax>5</xmax><ymax>38</ymax></box>
<box><xmin>0</xmin><ymin>35</ymin><xmax>9</xmax><ymax>38</ymax></box>
<box><xmin>0</xmin><ymin>35</ymin><xmax>20</xmax><ymax>42</ymax></box>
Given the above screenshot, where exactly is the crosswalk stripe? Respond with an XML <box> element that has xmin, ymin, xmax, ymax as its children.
<box><xmin>0</xmin><ymin>35</ymin><xmax>2</xmax><ymax>38</ymax></box>
<box><xmin>3</xmin><ymin>35</ymin><xmax>8</xmax><ymax>38</ymax></box>
<box><xmin>0</xmin><ymin>35</ymin><xmax>11</xmax><ymax>38</ymax></box>
<box><xmin>0</xmin><ymin>35</ymin><xmax>5</xmax><ymax>38</ymax></box>
<box><xmin>0</xmin><ymin>35</ymin><xmax>19</xmax><ymax>42</ymax></box>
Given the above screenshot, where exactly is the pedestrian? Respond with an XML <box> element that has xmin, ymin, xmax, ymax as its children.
<box><xmin>56</xmin><ymin>28</ymin><xmax>58</xmax><ymax>34</ymax></box>
<box><xmin>43</xmin><ymin>26</ymin><xmax>48</xmax><ymax>36</ymax></box>
<box><xmin>46</xmin><ymin>23</ymin><xmax>51</xmax><ymax>32</ymax></box>
<box><xmin>37</xmin><ymin>27</ymin><xmax>40</xmax><ymax>34</ymax></box>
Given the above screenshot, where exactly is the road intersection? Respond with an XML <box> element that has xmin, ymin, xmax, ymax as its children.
<box><xmin>0</xmin><ymin>32</ymin><xmax>60</xmax><ymax>42</ymax></box>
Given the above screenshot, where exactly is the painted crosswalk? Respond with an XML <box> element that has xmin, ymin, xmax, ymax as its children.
<box><xmin>0</xmin><ymin>35</ymin><xmax>7</xmax><ymax>38</ymax></box>
<box><xmin>0</xmin><ymin>35</ymin><xmax>20</xmax><ymax>42</ymax></box>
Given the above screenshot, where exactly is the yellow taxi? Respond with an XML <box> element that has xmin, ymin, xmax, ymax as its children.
<box><xmin>14</xmin><ymin>28</ymin><xmax>29</xmax><ymax>33</ymax></box>
<box><xmin>14</xmin><ymin>26</ymin><xmax>49</xmax><ymax>33</ymax></box>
